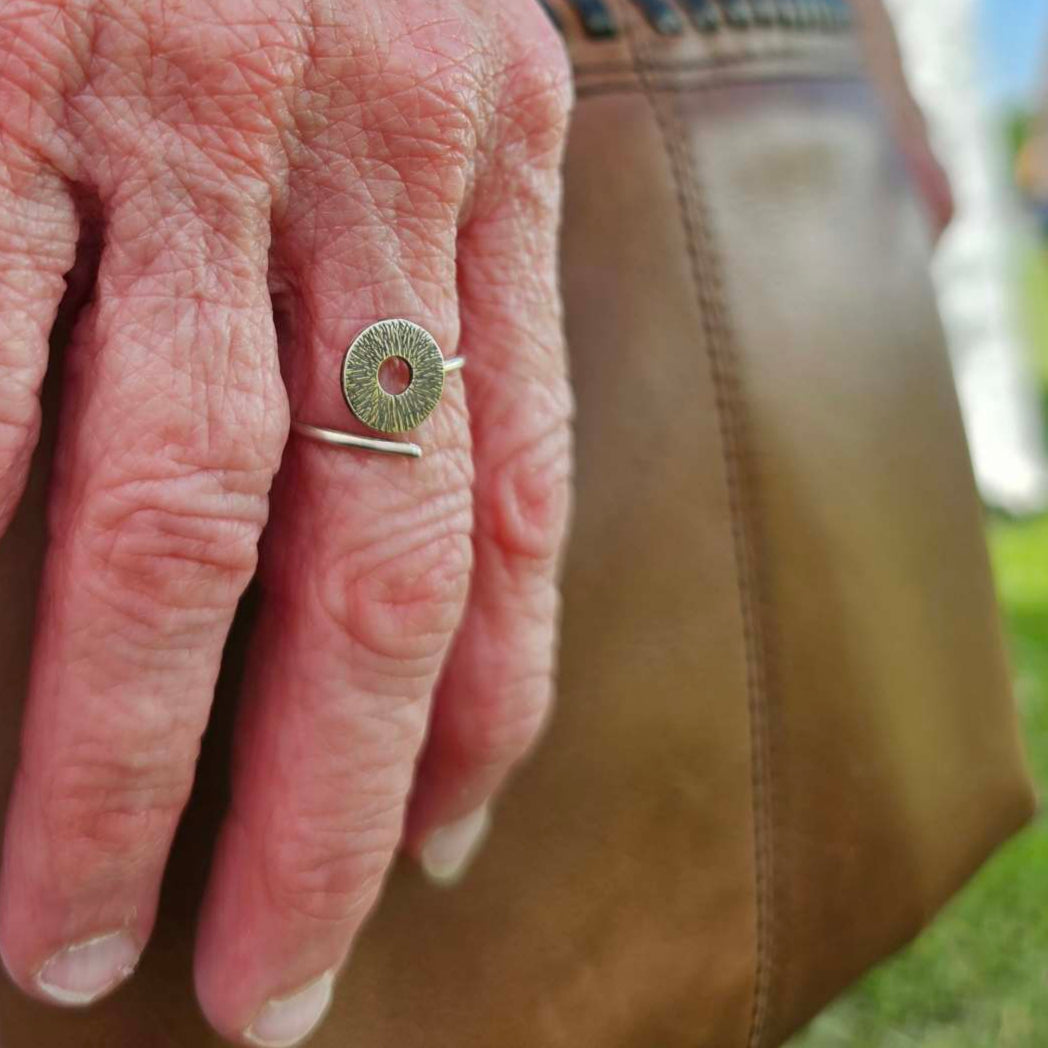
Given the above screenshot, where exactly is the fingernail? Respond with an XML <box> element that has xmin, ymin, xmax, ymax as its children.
<box><xmin>420</xmin><ymin>804</ymin><xmax>491</xmax><ymax>885</ymax></box>
<box><xmin>35</xmin><ymin>930</ymin><xmax>140</xmax><ymax>1006</ymax></box>
<box><xmin>245</xmin><ymin>970</ymin><xmax>334</xmax><ymax>1048</ymax></box>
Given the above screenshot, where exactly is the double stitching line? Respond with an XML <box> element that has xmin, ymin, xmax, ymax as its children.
<box><xmin>611</xmin><ymin>5</ymin><xmax>778</xmax><ymax>1045</ymax></box>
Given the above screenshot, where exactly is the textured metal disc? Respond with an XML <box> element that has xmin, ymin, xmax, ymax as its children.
<box><xmin>342</xmin><ymin>319</ymin><xmax>446</xmax><ymax>434</ymax></box>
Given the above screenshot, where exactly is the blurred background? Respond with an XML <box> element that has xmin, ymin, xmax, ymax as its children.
<box><xmin>793</xmin><ymin>1</ymin><xmax>1048</xmax><ymax>1044</ymax></box>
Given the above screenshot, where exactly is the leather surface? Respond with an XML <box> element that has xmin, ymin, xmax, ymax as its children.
<box><xmin>0</xmin><ymin>4</ymin><xmax>1034</xmax><ymax>1046</ymax></box>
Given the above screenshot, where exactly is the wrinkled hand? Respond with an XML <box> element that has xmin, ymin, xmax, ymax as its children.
<box><xmin>0</xmin><ymin>1</ymin><xmax>572</xmax><ymax>1043</ymax></box>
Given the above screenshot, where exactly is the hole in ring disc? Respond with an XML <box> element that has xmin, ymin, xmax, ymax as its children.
<box><xmin>378</xmin><ymin>355</ymin><xmax>413</xmax><ymax>395</ymax></box>
<box><xmin>342</xmin><ymin>319</ymin><xmax>446</xmax><ymax>434</ymax></box>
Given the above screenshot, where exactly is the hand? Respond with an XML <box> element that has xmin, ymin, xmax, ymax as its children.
<box><xmin>852</xmin><ymin>0</ymin><xmax>954</xmax><ymax>238</ymax></box>
<box><xmin>0</xmin><ymin>2</ymin><xmax>572</xmax><ymax>1044</ymax></box>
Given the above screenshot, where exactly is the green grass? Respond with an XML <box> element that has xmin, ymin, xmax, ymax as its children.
<box><xmin>789</xmin><ymin>248</ymin><xmax>1048</xmax><ymax>1047</ymax></box>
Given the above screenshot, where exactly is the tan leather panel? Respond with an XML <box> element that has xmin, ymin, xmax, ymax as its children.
<box><xmin>682</xmin><ymin>77</ymin><xmax>1035</xmax><ymax>1043</ymax></box>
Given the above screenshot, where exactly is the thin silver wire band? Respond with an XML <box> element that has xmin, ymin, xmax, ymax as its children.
<box><xmin>291</xmin><ymin>355</ymin><xmax>466</xmax><ymax>458</ymax></box>
<box><xmin>291</xmin><ymin>422</ymin><xmax>423</xmax><ymax>458</ymax></box>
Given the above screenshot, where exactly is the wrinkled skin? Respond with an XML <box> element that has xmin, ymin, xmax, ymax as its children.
<box><xmin>0</xmin><ymin>0</ymin><xmax>572</xmax><ymax>1043</ymax></box>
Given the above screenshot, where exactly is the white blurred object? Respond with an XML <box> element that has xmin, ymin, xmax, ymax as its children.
<box><xmin>884</xmin><ymin>0</ymin><xmax>1048</xmax><ymax>516</ymax></box>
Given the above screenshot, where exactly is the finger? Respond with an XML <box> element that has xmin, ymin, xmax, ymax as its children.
<box><xmin>0</xmin><ymin>171</ymin><xmax>286</xmax><ymax>1006</ymax></box>
<box><xmin>403</xmin><ymin>95</ymin><xmax>573</xmax><ymax>883</ymax></box>
<box><xmin>0</xmin><ymin>146</ymin><xmax>78</xmax><ymax>526</ymax></box>
<box><xmin>853</xmin><ymin>0</ymin><xmax>954</xmax><ymax>238</ymax></box>
<box><xmin>193</xmin><ymin>139</ymin><xmax>473</xmax><ymax>1047</ymax></box>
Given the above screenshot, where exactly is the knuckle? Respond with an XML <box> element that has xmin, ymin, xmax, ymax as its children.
<box><xmin>481</xmin><ymin>393</ymin><xmax>573</xmax><ymax>565</ymax></box>
<box><xmin>265</xmin><ymin>797</ymin><xmax>404</xmax><ymax>925</ymax></box>
<box><xmin>318</xmin><ymin>18</ymin><xmax>484</xmax><ymax>179</ymax></box>
<box><xmin>73</xmin><ymin>457</ymin><xmax>275</xmax><ymax>633</ymax></box>
<box><xmin>498</xmin><ymin>38</ymin><xmax>573</xmax><ymax>158</ymax></box>
<box><xmin>0</xmin><ymin>374</ymin><xmax>40</xmax><ymax>472</ymax></box>
<box><xmin>136</xmin><ymin>7</ymin><xmax>299</xmax><ymax>179</ymax></box>
<box><xmin>316</xmin><ymin>498</ymin><xmax>472</xmax><ymax>666</ymax></box>
<box><xmin>408</xmin><ymin>60</ymin><xmax>483</xmax><ymax>158</ymax></box>
<box><xmin>150</xmin><ymin>6</ymin><xmax>298</xmax><ymax>91</ymax></box>
<box><xmin>38</xmin><ymin>733</ymin><xmax>196</xmax><ymax>866</ymax></box>
<box><xmin>459</xmin><ymin>674</ymin><xmax>553</xmax><ymax>771</ymax></box>
<box><xmin>0</xmin><ymin>5</ymin><xmax>78</xmax><ymax>157</ymax></box>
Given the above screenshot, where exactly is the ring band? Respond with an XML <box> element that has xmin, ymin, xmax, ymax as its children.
<box><xmin>291</xmin><ymin>421</ymin><xmax>426</xmax><ymax>458</ymax></box>
<box><xmin>291</xmin><ymin>320</ymin><xmax>464</xmax><ymax>458</ymax></box>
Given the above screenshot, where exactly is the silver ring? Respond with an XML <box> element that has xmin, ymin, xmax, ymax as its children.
<box><xmin>291</xmin><ymin>320</ymin><xmax>464</xmax><ymax>458</ymax></box>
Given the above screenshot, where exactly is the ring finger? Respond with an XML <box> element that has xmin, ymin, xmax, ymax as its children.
<box><xmin>192</xmin><ymin>143</ymin><xmax>474</xmax><ymax>1044</ymax></box>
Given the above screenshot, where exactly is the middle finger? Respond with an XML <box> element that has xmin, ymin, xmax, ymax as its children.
<box><xmin>193</xmin><ymin>146</ymin><xmax>473</xmax><ymax>1042</ymax></box>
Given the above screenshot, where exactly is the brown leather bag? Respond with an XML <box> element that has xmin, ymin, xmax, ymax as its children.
<box><xmin>0</xmin><ymin>2</ymin><xmax>1034</xmax><ymax>1045</ymax></box>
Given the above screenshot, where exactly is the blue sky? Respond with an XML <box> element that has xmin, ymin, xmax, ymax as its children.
<box><xmin>978</xmin><ymin>0</ymin><xmax>1048</xmax><ymax>108</ymax></box>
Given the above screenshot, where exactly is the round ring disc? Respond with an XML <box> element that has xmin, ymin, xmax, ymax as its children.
<box><xmin>342</xmin><ymin>319</ymin><xmax>446</xmax><ymax>434</ymax></box>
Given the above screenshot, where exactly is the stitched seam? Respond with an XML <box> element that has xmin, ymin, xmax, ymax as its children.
<box><xmin>664</xmin><ymin>110</ymin><xmax>777</xmax><ymax>1048</ymax></box>
<box><xmin>613</xmin><ymin>7</ymin><xmax>777</xmax><ymax>1046</ymax></box>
